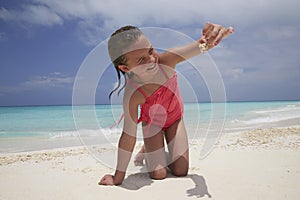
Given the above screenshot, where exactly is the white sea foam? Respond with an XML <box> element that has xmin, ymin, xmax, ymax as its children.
<box><xmin>49</xmin><ymin>127</ymin><xmax>122</xmax><ymax>139</ymax></box>
<box><xmin>234</xmin><ymin>104</ymin><xmax>300</xmax><ymax>125</ymax></box>
<box><xmin>1</xmin><ymin>102</ymin><xmax>300</xmax><ymax>153</ymax></box>
<box><xmin>254</xmin><ymin>104</ymin><xmax>299</xmax><ymax>114</ymax></box>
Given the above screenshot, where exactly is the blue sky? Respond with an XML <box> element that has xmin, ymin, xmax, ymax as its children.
<box><xmin>0</xmin><ymin>0</ymin><xmax>299</xmax><ymax>106</ymax></box>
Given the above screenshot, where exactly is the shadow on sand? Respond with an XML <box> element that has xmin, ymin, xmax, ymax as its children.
<box><xmin>120</xmin><ymin>172</ymin><xmax>212</xmax><ymax>198</ymax></box>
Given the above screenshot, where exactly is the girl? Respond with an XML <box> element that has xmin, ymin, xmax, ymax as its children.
<box><xmin>99</xmin><ymin>23</ymin><xmax>233</xmax><ymax>185</ymax></box>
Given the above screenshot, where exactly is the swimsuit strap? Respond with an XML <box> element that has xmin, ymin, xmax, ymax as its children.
<box><xmin>127</xmin><ymin>79</ymin><xmax>148</xmax><ymax>99</ymax></box>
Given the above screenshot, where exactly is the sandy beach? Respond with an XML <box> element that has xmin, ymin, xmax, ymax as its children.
<box><xmin>1</xmin><ymin>126</ymin><xmax>300</xmax><ymax>200</ymax></box>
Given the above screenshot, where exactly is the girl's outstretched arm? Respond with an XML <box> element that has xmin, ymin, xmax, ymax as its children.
<box><xmin>159</xmin><ymin>22</ymin><xmax>234</xmax><ymax>68</ymax></box>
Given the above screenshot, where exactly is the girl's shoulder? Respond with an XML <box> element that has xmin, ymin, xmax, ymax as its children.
<box><xmin>124</xmin><ymin>84</ymin><xmax>145</xmax><ymax>106</ymax></box>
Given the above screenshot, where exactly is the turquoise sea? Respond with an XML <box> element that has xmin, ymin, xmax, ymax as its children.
<box><xmin>1</xmin><ymin>101</ymin><xmax>300</xmax><ymax>153</ymax></box>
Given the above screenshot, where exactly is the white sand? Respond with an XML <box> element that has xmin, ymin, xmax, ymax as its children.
<box><xmin>1</xmin><ymin>127</ymin><xmax>300</xmax><ymax>200</ymax></box>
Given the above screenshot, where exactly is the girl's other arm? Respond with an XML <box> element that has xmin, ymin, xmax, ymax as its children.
<box><xmin>99</xmin><ymin>130</ymin><xmax>137</xmax><ymax>185</ymax></box>
<box><xmin>113</xmin><ymin>129</ymin><xmax>137</xmax><ymax>185</ymax></box>
<box><xmin>99</xmin><ymin>91</ymin><xmax>139</xmax><ymax>185</ymax></box>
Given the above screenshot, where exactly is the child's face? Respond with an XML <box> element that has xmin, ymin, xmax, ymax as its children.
<box><xmin>119</xmin><ymin>35</ymin><xmax>159</xmax><ymax>81</ymax></box>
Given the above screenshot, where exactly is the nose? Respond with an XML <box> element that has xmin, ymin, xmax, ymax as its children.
<box><xmin>148</xmin><ymin>55</ymin><xmax>156</xmax><ymax>64</ymax></box>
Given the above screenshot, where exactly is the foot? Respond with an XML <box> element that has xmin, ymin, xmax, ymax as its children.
<box><xmin>134</xmin><ymin>145</ymin><xmax>145</xmax><ymax>166</ymax></box>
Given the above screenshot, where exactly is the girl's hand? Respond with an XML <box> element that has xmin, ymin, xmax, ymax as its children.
<box><xmin>200</xmin><ymin>22</ymin><xmax>234</xmax><ymax>49</ymax></box>
<box><xmin>134</xmin><ymin>145</ymin><xmax>145</xmax><ymax>166</ymax></box>
<box><xmin>98</xmin><ymin>174</ymin><xmax>115</xmax><ymax>186</ymax></box>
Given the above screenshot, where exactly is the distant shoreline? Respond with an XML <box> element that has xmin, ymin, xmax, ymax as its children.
<box><xmin>1</xmin><ymin>99</ymin><xmax>300</xmax><ymax>108</ymax></box>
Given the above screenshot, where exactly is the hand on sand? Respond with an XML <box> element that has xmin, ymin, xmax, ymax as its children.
<box><xmin>134</xmin><ymin>151</ymin><xmax>145</xmax><ymax>166</ymax></box>
<box><xmin>134</xmin><ymin>145</ymin><xmax>145</xmax><ymax>166</ymax></box>
<box><xmin>98</xmin><ymin>174</ymin><xmax>114</xmax><ymax>186</ymax></box>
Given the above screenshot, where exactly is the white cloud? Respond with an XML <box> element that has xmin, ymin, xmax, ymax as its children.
<box><xmin>0</xmin><ymin>73</ymin><xmax>74</xmax><ymax>95</ymax></box>
<box><xmin>2</xmin><ymin>0</ymin><xmax>299</xmax><ymax>44</ymax></box>
<box><xmin>76</xmin><ymin>19</ymin><xmax>104</xmax><ymax>46</ymax></box>
<box><xmin>0</xmin><ymin>5</ymin><xmax>63</xmax><ymax>26</ymax></box>
<box><xmin>1</xmin><ymin>0</ymin><xmax>299</xmax><ymax>102</ymax></box>
<box><xmin>23</xmin><ymin>75</ymin><xmax>73</xmax><ymax>88</ymax></box>
<box><xmin>227</xmin><ymin>68</ymin><xmax>244</xmax><ymax>81</ymax></box>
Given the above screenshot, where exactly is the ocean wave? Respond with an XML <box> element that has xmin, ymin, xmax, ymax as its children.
<box><xmin>49</xmin><ymin>127</ymin><xmax>122</xmax><ymax>139</ymax></box>
<box><xmin>232</xmin><ymin>104</ymin><xmax>300</xmax><ymax>125</ymax></box>
<box><xmin>254</xmin><ymin>104</ymin><xmax>300</xmax><ymax>114</ymax></box>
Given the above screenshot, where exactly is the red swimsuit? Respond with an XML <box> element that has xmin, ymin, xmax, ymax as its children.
<box><xmin>128</xmin><ymin>65</ymin><xmax>184</xmax><ymax>135</ymax></box>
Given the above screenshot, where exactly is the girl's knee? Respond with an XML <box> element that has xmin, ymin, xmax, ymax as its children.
<box><xmin>171</xmin><ymin>167</ymin><xmax>188</xmax><ymax>177</ymax></box>
<box><xmin>149</xmin><ymin>167</ymin><xmax>167</xmax><ymax>180</ymax></box>
<box><xmin>170</xmin><ymin>156</ymin><xmax>189</xmax><ymax>177</ymax></box>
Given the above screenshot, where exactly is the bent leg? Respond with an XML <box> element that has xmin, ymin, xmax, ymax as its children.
<box><xmin>142</xmin><ymin>123</ymin><xmax>168</xmax><ymax>180</ymax></box>
<box><xmin>165</xmin><ymin>118</ymin><xmax>189</xmax><ymax>177</ymax></box>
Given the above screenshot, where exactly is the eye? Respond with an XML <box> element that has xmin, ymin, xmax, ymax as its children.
<box><xmin>138</xmin><ymin>57</ymin><xmax>145</xmax><ymax>64</ymax></box>
<box><xmin>149</xmin><ymin>47</ymin><xmax>153</xmax><ymax>55</ymax></box>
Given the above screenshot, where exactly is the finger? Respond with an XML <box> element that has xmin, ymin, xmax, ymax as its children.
<box><xmin>99</xmin><ymin>175</ymin><xmax>108</xmax><ymax>184</ymax></box>
<box><xmin>207</xmin><ymin>26</ymin><xmax>222</xmax><ymax>46</ymax></box>
<box><xmin>213</xmin><ymin>28</ymin><xmax>226</xmax><ymax>46</ymax></box>
<box><xmin>211</xmin><ymin>26</ymin><xmax>234</xmax><ymax>46</ymax></box>
<box><xmin>99</xmin><ymin>181</ymin><xmax>106</xmax><ymax>185</ymax></box>
<box><xmin>223</xmin><ymin>27</ymin><xmax>234</xmax><ymax>39</ymax></box>
<box><xmin>134</xmin><ymin>160</ymin><xmax>144</xmax><ymax>166</ymax></box>
<box><xmin>99</xmin><ymin>178</ymin><xmax>105</xmax><ymax>185</ymax></box>
<box><xmin>202</xmin><ymin>22</ymin><xmax>214</xmax><ymax>37</ymax></box>
<box><xmin>99</xmin><ymin>178</ymin><xmax>109</xmax><ymax>185</ymax></box>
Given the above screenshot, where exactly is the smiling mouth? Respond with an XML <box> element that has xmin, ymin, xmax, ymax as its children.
<box><xmin>147</xmin><ymin>63</ymin><xmax>157</xmax><ymax>71</ymax></box>
<box><xmin>147</xmin><ymin>58</ymin><xmax>158</xmax><ymax>71</ymax></box>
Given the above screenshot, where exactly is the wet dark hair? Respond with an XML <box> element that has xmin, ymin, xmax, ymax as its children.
<box><xmin>108</xmin><ymin>25</ymin><xmax>144</xmax><ymax>99</ymax></box>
